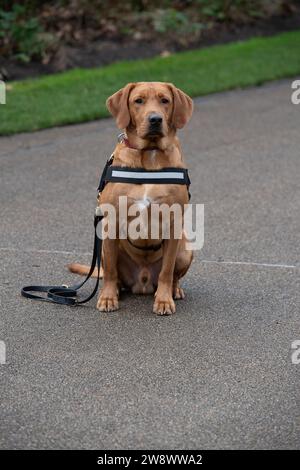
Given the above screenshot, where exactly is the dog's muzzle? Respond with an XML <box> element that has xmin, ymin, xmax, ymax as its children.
<box><xmin>147</xmin><ymin>113</ymin><xmax>163</xmax><ymax>136</ymax></box>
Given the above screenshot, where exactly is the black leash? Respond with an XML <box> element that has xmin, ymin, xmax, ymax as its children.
<box><xmin>21</xmin><ymin>152</ymin><xmax>191</xmax><ymax>306</ymax></box>
<box><xmin>20</xmin><ymin>154</ymin><xmax>113</xmax><ymax>305</ymax></box>
<box><xmin>21</xmin><ymin>213</ymin><xmax>103</xmax><ymax>305</ymax></box>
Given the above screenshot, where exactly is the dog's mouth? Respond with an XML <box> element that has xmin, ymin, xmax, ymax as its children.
<box><xmin>144</xmin><ymin>127</ymin><xmax>164</xmax><ymax>139</ymax></box>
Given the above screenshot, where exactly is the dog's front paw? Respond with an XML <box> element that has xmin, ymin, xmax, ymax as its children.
<box><xmin>153</xmin><ymin>295</ymin><xmax>176</xmax><ymax>315</ymax></box>
<box><xmin>97</xmin><ymin>287</ymin><xmax>119</xmax><ymax>312</ymax></box>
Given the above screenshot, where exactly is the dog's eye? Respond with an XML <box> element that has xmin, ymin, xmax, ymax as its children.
<box><xmin>134</xmin><ymin>98</ymin><xmax>143</xmax><ymax>104</ymax></box>
<box><xmin>161</xmin><ymin>98</ymin><xmax>169</xmax><ymax>104</ymax></box>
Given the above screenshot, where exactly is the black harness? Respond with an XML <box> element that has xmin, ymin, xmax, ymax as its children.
<box><xmin>21</xmin><ymin>154</ymin><xmax>191</xmax><ymax>306</ymax></box>
<box><xmin>98</xmin><ymin>155</ymin><xmax>190</xmax><ymax>192</ymax></box>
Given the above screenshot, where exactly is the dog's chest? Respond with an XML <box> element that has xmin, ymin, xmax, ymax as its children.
<box><xmin>133</xmin><ymin>184</ymin><xmax>157</xmax><ymax>208</ymax></box>
<box><xmin>128</xmin><ymin>183</ymin><xmax>177</xmax><ymax>209</ymax></box>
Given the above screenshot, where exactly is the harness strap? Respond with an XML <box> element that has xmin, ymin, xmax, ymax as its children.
<box><xmin>98</xmin><ymin>165</ymin><xmax>191</xmax><ymax>190</ymax></box>
<box><xmin>97</xmin><ymin>154</ymin><xmax>114</xmax><ymax>193</ymax></box>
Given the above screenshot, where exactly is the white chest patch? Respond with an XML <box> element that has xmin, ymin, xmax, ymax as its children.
<box><xmin>150</xmin><ymin>150</ymin><xmax>157</xmax><ymax>162</ymax></box>
<box><xmin>136</xmin><ymin>197</ymin><xmax>151</xmax><ymax>210</ymax></box>
<box><xmin>135</xmin><ymin>184</ymin><xmax>155</xmax><ymax>210</ymax></box>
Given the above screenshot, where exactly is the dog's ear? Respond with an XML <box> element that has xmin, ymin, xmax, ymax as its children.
<box><xmin>168</xmin><ymin>84</ymin><xmax>193</xmax><ymax>129</ymax></box>
<box><xmin>106</xmin><ymin>83</ymin><xmax>136</xmax><ymax>129</ymax></box>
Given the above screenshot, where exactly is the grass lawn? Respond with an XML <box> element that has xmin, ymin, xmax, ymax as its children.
<box><xmin>1</xmin><ymin>30</ymin><xmax>300</xmax><ymax>135</ymax></box>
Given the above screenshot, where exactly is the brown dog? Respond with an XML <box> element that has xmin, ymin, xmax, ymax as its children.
<box><xmin>69</xmin><ymin>82</ymin><xmax>194</xmax><ymax>314</ymax></box>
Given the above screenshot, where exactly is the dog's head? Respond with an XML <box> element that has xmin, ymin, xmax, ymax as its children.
<box><xmin>106</xmin><ymin>82</ymin><xmax>193</xmax><ymax>145</ymax></box>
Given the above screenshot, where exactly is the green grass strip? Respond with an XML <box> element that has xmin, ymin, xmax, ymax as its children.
<box><xmin>1</xmin><ymin>30</ymin><xmax>300</xmax><ymax>135</ymax></box>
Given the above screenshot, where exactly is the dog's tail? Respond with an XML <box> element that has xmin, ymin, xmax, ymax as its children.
<box><xmin>68</xmin><ymin>263</ymin><xmax>103</xmax><ymax>279</ymax></box>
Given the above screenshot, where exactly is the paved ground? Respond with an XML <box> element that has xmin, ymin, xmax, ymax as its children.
<box><xmin>0</xmin><ymin>80</ymin><xmax>299</xmax><ymax>449</ymax></box>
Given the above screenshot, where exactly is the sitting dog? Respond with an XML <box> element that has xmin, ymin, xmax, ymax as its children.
<box><xmin>69</xmin><ymin>82</ymin><xmax>194</xmax><ymax>315</ymax></box>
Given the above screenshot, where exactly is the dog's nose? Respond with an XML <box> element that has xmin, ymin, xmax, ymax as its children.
<box><xmin>148</xmin><ymin>114</ymin><xmax>162</xmax><ymax>125</ymax></box>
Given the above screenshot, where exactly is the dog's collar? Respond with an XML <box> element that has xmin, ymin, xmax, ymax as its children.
<box><xmin>118</xmin><ymin>132</ymin><xmax>160</xmax><ymax>151</ymax></box>
<box><xmin>118</xmin><ymin>132</ymin><xmax>136</xmax><ymax>149</ymax></box>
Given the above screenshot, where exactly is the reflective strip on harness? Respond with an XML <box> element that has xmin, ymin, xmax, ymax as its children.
<box><xmin>111</xmin><ymin>170</ymin><xmax>185</xmax><ymax>180</ymax></box>
<box><xmin>98</xmin><ymin>165</ymin><xmax>190</xmax><ymax>190</ymax></box>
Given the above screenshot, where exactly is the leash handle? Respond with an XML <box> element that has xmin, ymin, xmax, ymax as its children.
<box><xmin>21</xmin><ymin>215</ymin><xmax>103</xmax><ymax>306</ymax></box>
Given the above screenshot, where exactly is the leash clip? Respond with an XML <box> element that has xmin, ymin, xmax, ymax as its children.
<box><xmin>95</xmin><ymin>206</ymin><xmax>102</xmax><ymax>217</ymax></box>
<box><xmin>94</xmin><ymin>206</ymin><xmax>103</xmax><ymax>228</ymax></box>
